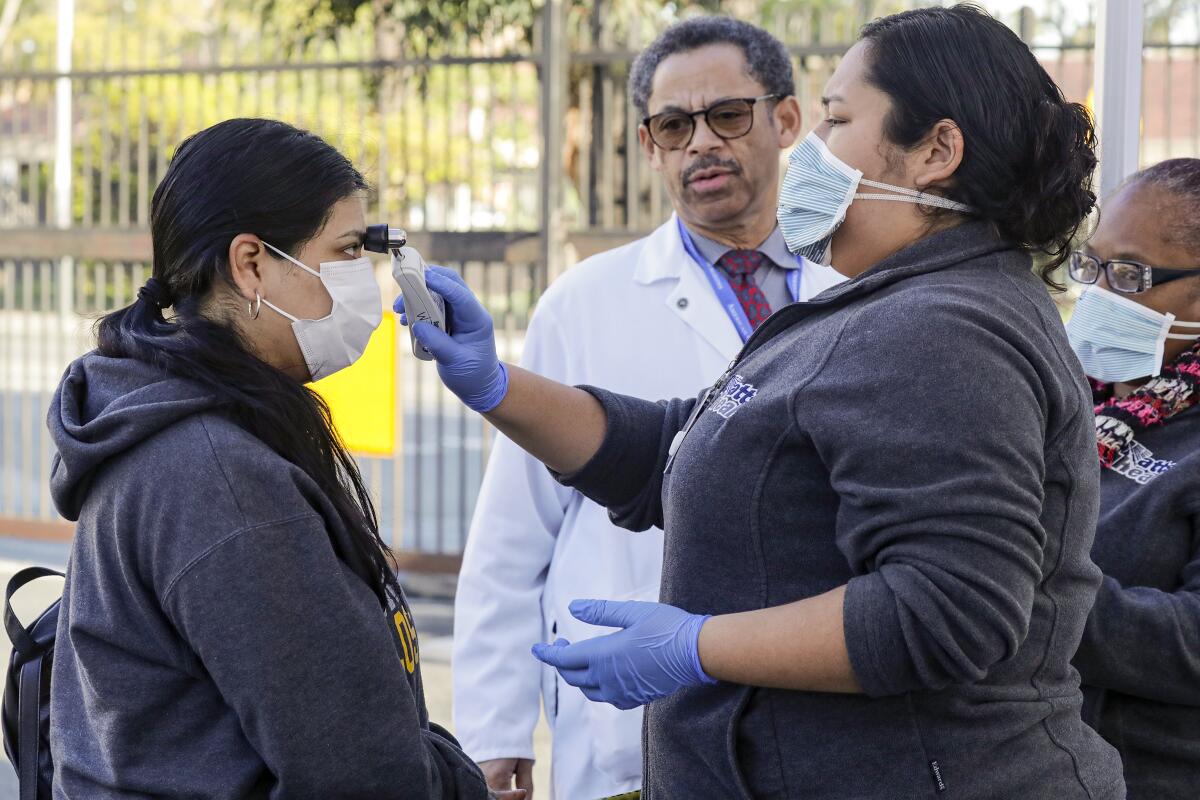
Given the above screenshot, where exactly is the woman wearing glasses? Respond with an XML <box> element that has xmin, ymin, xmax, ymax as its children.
<box><xmin>1066</xmin><ymin>158</ymin><xmax>1200</xmax><ymax>800</ymax></box>
<box><xmin>403</xmin><ymin>6</ymin><xmax>1124</xmax><ymax>798</ymax></box>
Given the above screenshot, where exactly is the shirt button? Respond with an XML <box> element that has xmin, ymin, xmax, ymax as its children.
<box><xmin>677</xmin><ymin>298</ymin><xmax>689</xmax><ymax>309</ymax></box>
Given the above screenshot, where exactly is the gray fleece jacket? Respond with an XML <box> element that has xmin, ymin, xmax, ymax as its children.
<box><xmin>46</xmin><ymin>354</ymin><xmax>487</xmax><ymax>799</ymax></box>
<box><xmin>1074</xmin><ymin>401</ymin><xmax>1200</xmax><ymax>799</ymax></box>
<box><xmin>560</xmin><ymin>222</ymin><xmax>1126</xmax><ymax>799</ymax></box>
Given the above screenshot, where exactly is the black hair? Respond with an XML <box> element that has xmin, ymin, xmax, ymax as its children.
<box><xmin>860</xmin><ymin>4</ymin><xmax>1097</xmax><ymax>286</ymax></box>
<box><xmin>1124</xmin><ymin>158</ymin><xmax>1200</xmax><ymax>252</ymax></box>
<box><xmin>628</xmin><ymin>16</ymin><xmax>795</xmax><ymax>119</ymax></box>
<box><xmin>96</xmin><ymin>118</ymin><xmax>400</xmax><ymax>606</ymax></box>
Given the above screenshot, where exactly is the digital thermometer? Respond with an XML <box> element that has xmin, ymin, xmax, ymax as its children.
<box><xmin>364</xmin><ymin>225</ymin><xmax>447</xmax><ymax>361</ymax></box>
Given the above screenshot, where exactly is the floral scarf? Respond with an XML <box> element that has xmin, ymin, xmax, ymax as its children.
<box><xmin>1091</xmin><ymin>340</ymin><xmax>1200</xmax><ymax>468</ymax></box>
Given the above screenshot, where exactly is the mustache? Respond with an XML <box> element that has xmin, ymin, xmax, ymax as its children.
<box><xmin>681</xmin><ymin>156</ymin><xmax>743</xmax><ymax>186</ymax></box>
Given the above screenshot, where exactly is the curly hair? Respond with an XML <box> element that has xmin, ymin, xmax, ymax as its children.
<box><xmin>861</xmin><ymin>4</ymin><xmax>1098</xmax><ymax>285</ymax></box>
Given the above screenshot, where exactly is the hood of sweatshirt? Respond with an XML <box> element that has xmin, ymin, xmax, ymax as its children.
<box><xmin>48</xmin><ymin>353</ymin><xmax>220</xmax><ymax>521</ymax></box>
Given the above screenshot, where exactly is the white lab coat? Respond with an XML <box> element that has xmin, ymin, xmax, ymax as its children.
<box><xmin>451</xmin><ymin>216</ymin><xmax>845</xmax><ymax>800</ymax></box>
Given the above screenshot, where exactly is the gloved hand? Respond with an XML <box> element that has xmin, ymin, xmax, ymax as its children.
<box><xmin>394</xmin><ymin>265</ymin><xmax>509</xmax><ymax>413</ymax></box>
<box><xmin>531</xmin><ymin>599</ymin><xmax>716</xmax><ymax>710</ymax></box>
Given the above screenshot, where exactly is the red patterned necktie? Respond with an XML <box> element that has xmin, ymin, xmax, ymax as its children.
<box><xmin>715</xmin><ymin>249</ymin><xmax>772</xmax><ymax>329</ymax></box>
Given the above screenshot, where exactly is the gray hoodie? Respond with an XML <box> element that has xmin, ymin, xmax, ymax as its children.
<box><xmin>46</xmin><ymin>353</ymin><xmax>487</xmax><ymax>799</ymax></box>
<box><xmin>559</xmin><ymin>222</ymin><xmax>1126</xmax><ymax>799</ymax></box>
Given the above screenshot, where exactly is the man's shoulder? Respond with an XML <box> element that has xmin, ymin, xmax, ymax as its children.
<box><xmin>549</xmin><ymin>238</ymin><xmax>648</xmax><ymax>292</ymax></box>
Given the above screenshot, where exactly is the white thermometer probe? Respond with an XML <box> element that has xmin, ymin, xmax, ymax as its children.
<box><xmin>364</xmin><ymin>225</ymin><xmax>447</xmax><ymax>361</ymax></box>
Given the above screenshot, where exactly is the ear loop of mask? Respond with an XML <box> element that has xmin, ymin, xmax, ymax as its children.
<box><xmin>258</xmin><ymin>240</ymin><xmax>322</xmax><ymax>322</ymax></box>
<box><xmin>1165</xmin><ymin>320</ymin><xmax>1200</xmax><ymax>341</ymax></box>
<box><xmin>853</xmin><ymin>178</ymin><xmax>975</xmax><ymax>213</ymax></box>
<box><xmin>262</xmin><ymin>241</ymin><xmax>322</xmax><ymax>279</ymax></box>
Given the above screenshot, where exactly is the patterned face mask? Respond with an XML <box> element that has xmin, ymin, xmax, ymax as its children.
<box><xmin>777</xmin><ymin>130</ymin><xmax>975</xmax><ymax>261</ymax></box>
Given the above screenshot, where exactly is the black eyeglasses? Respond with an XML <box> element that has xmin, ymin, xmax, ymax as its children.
<box><xmin>1068</xmin><ymin>250</ymin><xmax>1200</xmax><ymax>294</ymax></box>
<box><xmin>643</xmin><ymin>94</ymin><xmax>781</xmax><ymax>151</ymax></box>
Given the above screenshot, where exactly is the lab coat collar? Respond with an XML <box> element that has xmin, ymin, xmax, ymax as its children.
<box><xmin>633</xmin><ymin>213</ymin><xmax>742</xmax><ymax>361</ymax></box>
<box><xmin>632</xmin><ymin>214</ymin><xmax>688</xmax><ymax>286</ymax></box>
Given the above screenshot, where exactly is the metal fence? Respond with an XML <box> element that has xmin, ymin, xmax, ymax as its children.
<box><xmin>1</xmin><ymin>0</ymin><xmax>1198</xmax><ymax>569</ymax></box>
<box><xmin>0</xmin><ymin>0</ymin><xmax>558</xmax><ymax>569</ymax></box>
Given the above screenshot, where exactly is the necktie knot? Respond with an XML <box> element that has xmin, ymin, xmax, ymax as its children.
<box><xmin>716</xmin><ymin>249</ymin><xmax>768</xmax><ymax>277</ymax></box>
<box><xmin>712</xmin><ymin>249</ymin><xmax>772</xmax><ymax>330</ymax></box>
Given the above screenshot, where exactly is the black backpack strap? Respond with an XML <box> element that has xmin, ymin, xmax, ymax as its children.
<box><xmin>17</xmin><ymin>657</ymin><xmax>41</xmax><ymax>800</ymax></box>
<box><xmin>4</xmin><ymin>568</ymin><xmax>64</xmax><ymax>659</ymax></box>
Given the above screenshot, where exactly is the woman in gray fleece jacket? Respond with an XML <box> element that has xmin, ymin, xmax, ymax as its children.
<box><xmin>401</xmin><ymin>6</ymin><xmax>1126</xmax><ymax>800</ymax></box>
<box><xmin>47</xmin><ymin>119</ymin><xmax>519</xmax><ymax>800</ymax></box>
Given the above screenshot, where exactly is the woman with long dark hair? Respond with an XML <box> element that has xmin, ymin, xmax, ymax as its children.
<box><xmin>47</xmin><ymin>118</ymin><xmax>514</xmax><ymax>799</ymax></box>
<box><xmin>399</xmin><ymin>6</ymin><xmax>1125</xmax><ymax>799</ymax></box>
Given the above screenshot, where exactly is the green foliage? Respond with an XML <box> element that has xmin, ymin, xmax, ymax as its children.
<box><xmin>259</xmin><ymin>0</ymin><xmax>543</xmax><ymax>53</ymax></box>
<box><xmin>0</xmin><ymin>0</ymin><xmax>1070</xmax><ymax>235</ymax></box>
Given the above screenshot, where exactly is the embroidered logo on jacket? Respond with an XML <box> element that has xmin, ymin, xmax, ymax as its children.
<box><xmin>1111</xmin><ymin>439</ymin><xmax>1176</xmax><ymax>485</ymax></box>
<box><xmin>709</xmin><ymin>375</ymin><xmax>758</xmax><ymax>420</ymax></box>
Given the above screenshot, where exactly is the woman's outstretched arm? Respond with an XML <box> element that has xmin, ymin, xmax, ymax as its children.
<box><xmin>483</xmin><ymin>365</ymin><xmax>606</xmax><ymax>476</ymax></box>
<box><xmin>400</xmin><ymin>266</ymin><xmax>606</xmax><ymax>475</ymax></box>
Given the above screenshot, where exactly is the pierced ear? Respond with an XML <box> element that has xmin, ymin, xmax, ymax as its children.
<box><xmin>227</xmin><ymin>234</ymin><xmax>267</xmax><ymax>304</ymax></box>
<box><xmin>913</xmin><ymin>119</ymin><xmax>964</xmax><ymax>190</ymax></box>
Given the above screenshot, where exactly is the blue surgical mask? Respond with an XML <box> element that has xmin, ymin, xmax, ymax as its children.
<box><xmin>1066</xmin><ymin>285</ymin><xmax>1200</xmax><ymax>383</ymax></box>
<box><xmin>777</xmin><ymin>131</ymin><xmax>975</xmax><ymax>259</ymax></box>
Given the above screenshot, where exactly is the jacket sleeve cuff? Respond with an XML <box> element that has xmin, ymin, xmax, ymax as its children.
<box><xmin>552</xmin><ymin>385</ymin><xmax>669</xmax><ymax>510</ymax></box>
<box><xmin>843</xmin><ymin>572</ymin><xmax>917</xmax><ymax>697</ymax></box>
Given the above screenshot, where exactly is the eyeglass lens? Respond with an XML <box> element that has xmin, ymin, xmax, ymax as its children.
<box><xmin>649</xmin><ymin>98</ymin><xmax>756</xmax><ymax>150</ymax></box>
<box><xmin>1069</xmin><ymin>251</ymin><xmax>1178</xmax><ymax>294</ymax></box>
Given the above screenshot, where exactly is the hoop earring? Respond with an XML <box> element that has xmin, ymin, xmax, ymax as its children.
<box><xmin>248</xmin><ymin>292</ymin><xmax>262</xmax><ymax>320</ymax></box>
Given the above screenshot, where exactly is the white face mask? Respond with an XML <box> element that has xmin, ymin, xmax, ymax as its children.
<box><xmin>260</xmin><ymin>241</ymin><xmax>383</xmax><ymax>382</ymax></box>
<box><xmin>777</xmin><ymin>130</ymin><xmax>975</xmax><ymax>261</ymax></box>
<box><xmin>1066</xmin><ymin>285</ymin><xmax>1200</xmax><ymax>383</ymax></box>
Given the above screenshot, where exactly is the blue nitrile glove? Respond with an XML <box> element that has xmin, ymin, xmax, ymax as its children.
<box><xmin>394</xmin><ymin>265</ymin><xmax>509</xmax><ymax>413</ymax></box>
<box><xmin>530</xmin><ymin>599</ymin><xmax>716</xmax><ymax>710</ymax></box>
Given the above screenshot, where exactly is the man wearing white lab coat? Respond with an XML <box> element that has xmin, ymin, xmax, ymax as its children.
<box><xmin>452</xmin><ymin>17</ymin><xmax>846</xmax><ymax>800</ymax></box>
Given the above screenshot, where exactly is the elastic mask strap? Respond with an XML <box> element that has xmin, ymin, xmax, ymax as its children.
<box><xmin>262</xmin><ymin>240</ymin><xmax>322</xmax><ymax>279</ymax></box>
<box><xmin>856</xmin><ymin>178</ymin><xmax>975</xmax><ymax>213</ymax></box>
<box><xmin>1165</xmin><ymin>319</ymin><xmax>1200</xmax><ymax>340</ymax></box>
<box><xmin>260</xmin><ymin>296</ymin><xmax>299</xmax><ymax>323</ymax></box>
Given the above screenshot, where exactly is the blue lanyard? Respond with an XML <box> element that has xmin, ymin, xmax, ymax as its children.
<box><xmin>676</xmin><ymin>218</ymin><xmax>804</xmax><ymax>343</ymax></box>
